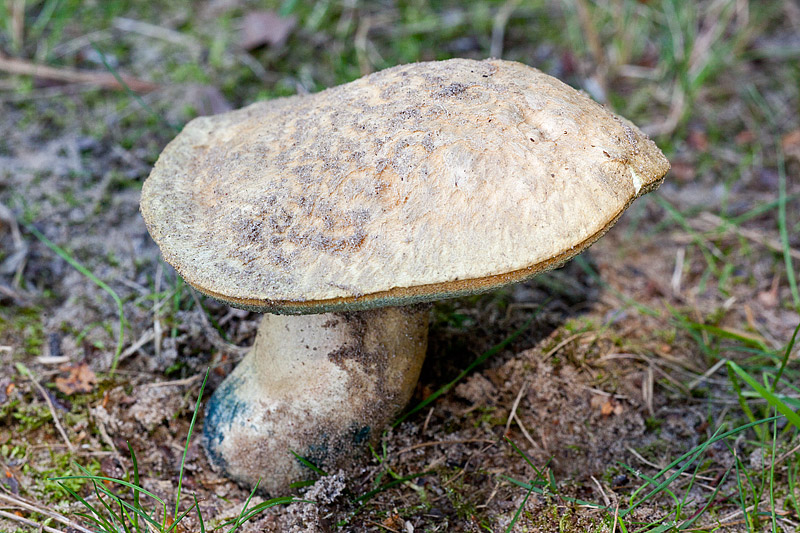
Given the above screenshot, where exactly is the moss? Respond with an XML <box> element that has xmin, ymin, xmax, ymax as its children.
<box><xmin>171</xmin><ymin>62</ymin><xmax>211</xmax><ymax>84</ymax></box>
<box><xmin>444</xmin><ymin>479</ymin><xmax>491</xmax><ymax>529</ymax></box>
<box><xmin>24</xmin><ymin>451</ymin><xmax>102</xmax><ymax>502</ymax></box>
<box><xmin>518</xmin><ymin>500</ymin><xmax>604</xmax><ymax>532</ymax></box>
<box><xmin>0</xmin><ymin>306</ymin><xmax>46</xmax><ymax>356</ymax></box>
<box><xmin>11</xmin><ymin>401</ymin><xmax>53</xmax><ymax>432</ymax></box>
<box><xmin>472</xmin><ymin>406</ymin><xmax>503</xmax><ymax>428</ymax></box>
<box><xmin>645</xmin><ymin>417</ymin><xmax>664</xmax><ymax>433</ymax></box>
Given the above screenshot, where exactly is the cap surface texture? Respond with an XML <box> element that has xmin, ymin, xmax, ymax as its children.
<box><xmin>141</xmin><ymin>58</ymin><xmax>669</xmax><ymax>313</ymax></box>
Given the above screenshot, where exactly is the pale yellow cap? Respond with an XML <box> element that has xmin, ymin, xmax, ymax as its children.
<box><xmin>140</xmin><ymin>58</ymin><xmax>669</xmax><ymax>314</ymax></box>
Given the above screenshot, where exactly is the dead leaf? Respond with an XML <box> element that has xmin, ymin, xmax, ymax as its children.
<box><xmin>669</xmin><ymin>160</ymin><xmax>695</xmax><ymax>183</ymax></box>
<box><xmin>383</xmin><ymin>513</ymin><xmax>404</xmax><ymax>531</ymax></box>
<box><xmin>595</xmin><ymin>397</ymin><xmax>624</xmax><ymax>416</ymax></box>
<box><xmin>2</xmin><ymin>468</ymin><xmax>19</xmax><ymax>494</ymax></box>
<box><xmin>688</xmin><ymin>128</ymin><xmax>709</xmax><ymax>151</ymax></box>
<box><xmin>55</xmin><ymin>362</ymin><xmax>97</xmax><ymax>395</ymax></box>
<box><xmin>735</xmin><ymin>129</ymin><xmax>755</xmax><ymax>145</ymax></box>
<box><xmin>240</xmin><ymin>10</ymin><xmax>296</xmax><ymax>51</ymax></box>
<box><xmin>757</xmin><ymin>275</ymin><xmax>780</xmax><ymax>308</ymax></box>
<box><xmin>782</xmin><ymin>129</ymin><xmax>800</xmax><ymax>162</ymax></box>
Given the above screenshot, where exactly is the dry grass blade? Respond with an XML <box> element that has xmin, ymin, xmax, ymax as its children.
<box><xmin>396</xmin><ymin>438</ymin><xmax>495</xmax><ymax>455</ymax></box>
<box><xmin>0</xmin><ymin>51</ymin><xmax>158</xmax><ymax>92</ymax></box>
<box><xmin>0</xmin><ymin>509</ymin><xmax>67</xmax><ymax>533</ymax></box>
<box><xmin>189</xmin><ymin>291</ymin><xmax>249</xmax><ymax>357</ymax></box>
<box><xmin>117</xmin><ymin>327</ymin><xmax>156</xmax><ymax>363</ymax></box>
<box><xmin>490</xmin><ymin>0</ymin><xmax>522</xmax><ymax>59</ymax></box>
<box><xmin>503</xmin><ymin>380</ymin><xmax>527</xmax><ymax>436</ymax></box>
<box><xmin>16</xmin><ymin>363</ymin><xmax>74</xmax><ymax>453</ymax></box>
<box><xmin>693</xmin><ymin>212</ymin><xmax>800</xmax><ymax>261</ymax></box>
<box><xmin>0</xmin><ymin>491</ymin><xmax>94</xmax><ymax>533</ymax></box>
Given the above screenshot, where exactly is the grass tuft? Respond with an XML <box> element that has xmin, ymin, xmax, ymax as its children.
<box><xmin>51</xmin><ymin>369</ymin><xmax>301</xmax><ymax>532</ymax></box>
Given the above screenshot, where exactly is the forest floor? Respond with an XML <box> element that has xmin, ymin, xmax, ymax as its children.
<box><xmin>1</xmin><ymin>1</ymin><xmax>799</xmax><ymax>531</ymax></box>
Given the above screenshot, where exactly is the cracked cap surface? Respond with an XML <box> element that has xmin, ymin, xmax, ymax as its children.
<box><xmin>140</xmin><ymin>58</ymin><xmax>669</xmax><ymax>314</ymax></box>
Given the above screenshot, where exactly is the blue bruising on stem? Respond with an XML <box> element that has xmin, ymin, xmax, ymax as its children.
<box><xmin>202</xmin><ymin>374</ymin><xmax>246</xmax><ymax>471</ymax></box>
<box><xmin>299</xmin><ymin>434</ymin><xmax>330</xmax><ymax>471</ymax></box>
<box><xmin>295</xmin><ymin>424</ymin><xmax>372</xmax><ymax>473</ymax></box>
<box><xmin>351</xmin><ymin>424</ymin><xmax>370</xmax><ymax>445</ymax></box>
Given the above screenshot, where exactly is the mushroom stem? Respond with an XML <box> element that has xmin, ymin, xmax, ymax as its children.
<box><xmin>203</xmin><ymin>305</ymin><xmax>429</xmax><ymax>493</ymax></box>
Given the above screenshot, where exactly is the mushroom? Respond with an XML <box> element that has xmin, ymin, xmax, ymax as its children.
<box><xmin>140</xmin><ymin>58</ymin><xmax>669</xmax><ymax>493</ymax></box>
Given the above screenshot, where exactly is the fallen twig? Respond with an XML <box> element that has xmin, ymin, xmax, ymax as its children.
<box><xmin>117</xmin><ymin>327</ymin><xmax>156</xmax><ymax>363</ymax></box>
<box><xmin>0</xmin><ymin>509</ymin><xmax>66</xmax><ymax>533</ymax></box>
<box><xmin>490</xmin><ymin>0</ymin><xmax>522</xmax><ymax>59</ymax></box>
<box><xmin>0</xmin><ymin>51</ymin><xmax>159</xmax><ymax>92</ymax></box>
<box><xmin>504</xmin><ymin>380</ymin><xmax>527</xmax><ymax>436</ymax></box>
<box><xmin>0</xmin><ymin>491</ymin><xmax>94</xmax><ymax>533</ymax></box>
<box><xmin>144</xmin><ymin>373</ymin><xmax>205</xmax><ymax>389</ymax></box>
<box><xmin>396</xmin><ymin>438</ymin><xmax>495</xmax><ymax>455</ymax></box>
<box><xmin>190</xmin><ymin>291</ymin><xmax>250</xmax><ymax>357</ymax></box>
<box><xmin>16</xmin><ymin>364</ymin><xmax>74</xmax><ymax>453</ymax></box>
<box><xmin>694</xmin><ymin>211</ymin><xmax>800</xmax><ymax>261</ymax></box>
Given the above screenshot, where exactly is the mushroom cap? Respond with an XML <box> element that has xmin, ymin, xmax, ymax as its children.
<box><xmin>141</xmin><ymin>58</ymin><xmax>669</xmax><ymax>314</ymax></box>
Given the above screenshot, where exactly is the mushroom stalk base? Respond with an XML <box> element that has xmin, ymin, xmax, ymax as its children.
<box><xmin>203</xmin><ymin>306</ymin><xmax>429</xmax><ymax>493</ymax></box>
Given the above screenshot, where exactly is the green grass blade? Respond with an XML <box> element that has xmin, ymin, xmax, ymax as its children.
<box><xmin>788</xmin><ymin>457</ymin><xmax>799</xmax><ymax>520</ymax></box>
<box><xmin>776</xmin><ymin>145</ymin><xmax>800</xmax><ymax>309</ymax></box>
<box><xmin>289</xmin><ymin>479</ymin><xmax>316</xmax><ymax>489</ymax></box>
<box><xmin>167</xmin><ymin>500</ymin><xmax>199</xmax><ymax>533</ymax></box>
<box><xmin>355</xmin><ymin>471</ymin><xmax>432</xmax><ymax>503</ymax></box>
<box><xmin>91</xmin><ymin>479</ymin><xmax>124</xmax><ymax>529</ymax></box>
<box><xmin>195</xmin><ymin>494</ymin><xmax>206</xmax><ymax>533</ymax></box>
<box><xmin>641</xmin><ymin>521</ymin><xmax>679</xmax><ymax>533</ymax></box>
<box><xmin>620</xmin><ymin>416</ymin><xmax>780</xmax><ymax>517</ymax></box>
<box><xmin>87</xmin><ymin>474</ymin><xmax>165</xmax><ymax>531</ymax></box>
<box><xmin>89</xmin><ymin>42</ymin><xmax>180</xmax><ymax>133</ymax></box>
<box><xmin>679</xmin><ymin>465</ymin><xmax>731</xmax><ymax>529</ymax></box>
<box><xmin>53</xmin><ymin>475</ymin><xmax>167</xmax><ymax>507</ymax></box>
<box><xmin>506</xmin><ymin>482</ymin><xmax>534</xmax><ymax>533</ymax></box>
<box><xmin>29</xmin><ymin>0</ymin><xmax>63</xmax><ymax>42</ymax></box>
<box><xmin>58</xmin><ymin>481</ymin><xmax>114</xmax><ymax>532</ymax></box>
<box><xmin>727</xmin><ymin>442</ymin><xmax>754</xmax><ymax>533</ymax></box>
<box><xmin>771</xmin><ymin>322</ymin><xmax>799</xmax><ymax>393</ymax></box>
<box><xmin>393</xmin><ymin>306</ymin><xmax>543</xmax><ymax>428</ymax></box>
<box><xmin>118</xmin><ymin>500</ymin><xmax>134</xmax><ymax>533</ymax></box>
<box><xmin>497</xmin><ymin>475</ymin><xmax>605</xmax><ymax>509</ymax></box>
<box><xmin>230</xmin><ymin>497</ymin><xmax>305</xmax><ymax>527</ymax></box>
<box><xmin>73</xmin><ymin>510</ymin><xmax>108</xmax><ymax>531</ymax></box>
<box><xmin>729</xmin><ymin>193</ymin><xmax>800</xmax><ymax>225</ymax></box>
<box><xmin>769</xmin><ymin>411</ymin><xmax>778</xmax><ymax>532</ymax></box>
<box><xmin>127</xmin><ymin>441</ymin><xmax>141</xmax><ymax>533</ymax></box>
<box><xmin>727</xmin><ymin>364</ymin><xmax>761</xmax><ymax>436</ymax></box>
<box><xmin>175</xmin><ymin>369</ymin><xmax>210</xmax><ymax>521</ymax></box>
<box><xmin>504</xmin><ymin>436</ymin><xmax>550</xmax><ymax>485</ymax></box>
<box><xmin>653</xmin><ymin>196</ymin><xmax>722</xmax><ymax>276</ymax></box>
<box><xmin>618</xmin><ymin>462</ymin><xmax>679</xmax><ymax>510</ymax></box>
<box><xmin>684</xmin><ymin>322</ymin><xmax>769</xmax><ymax>352</ymax></box>
<box><xmin>225</xmin><ymin>479</ymin><xmax>261</xmax><ymax>533</ymax></box>
<box><xmin>22</xmin><ymin>221</ymin><xmax>125</xmax><ymax>375</ymax></box>
<box><xmin>727</xmin><ymin>362</ymin><xmax>800</xmax><ymax>430</ymax></box>
<box><xmin>499</xmin><ymin>474</ymin><xmax>541</xmax><ymax>490</ymax></box>
<box><xmin>290</xmin><ymin>450</ymin><xmax>329</xmax><ymax>477</ymax></box>
<box><xmin>574</xmin><ymin>256</ymin><xmax>660</xmax><ymax>317</ymax></box>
